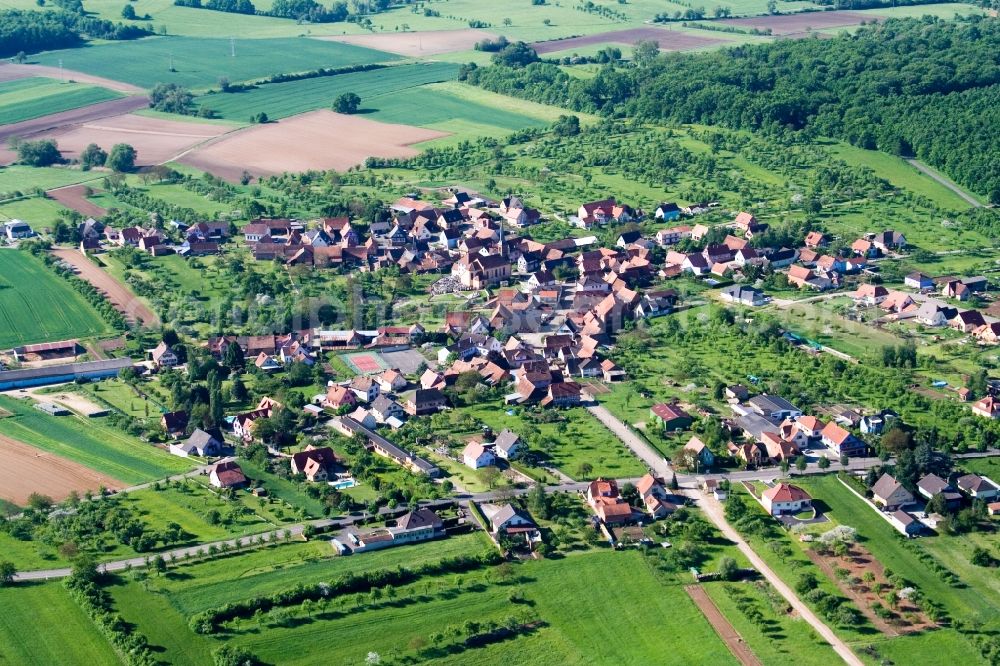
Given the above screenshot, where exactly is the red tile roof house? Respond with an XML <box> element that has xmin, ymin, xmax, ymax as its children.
<box><xmin>586</xmin><ymin>478</ymin><xmax>635</xmax><ymax>525</ymax></box>
<box><xmin>804</xmin><ymin>231</ymin><xmax>828</xmax><ymax>248</ymax></box>
<box><xmin>852</xmin><ymin>284</ymin><xmax>889</xmax><ymax>306</ymax></box>
<box><xmin>820</xmin><ymin>421</ymin><xmax>866</xmax><ymax>457</ymax></box>
<box><xmin>291</xmin><ymin>446</ymin><xmax>337</xmax><ymax>482</ymax></box>
<box><xmin>323</xmin><ymin>385</ymin><xmax>358</xmax><ymax>411</ymax></box>
<box><xmin>209</xmin><ymin>461</ymin><xmax>248</xmax><ymax>489</ymax></box>
<box><xmin>972</xmin><ymin>396</ymin><xmax>1000</xmax><ymax>419</ymax></box>
<box><xmin>761</xmin><ymin>483</ymin><xmax>812</xmax><ymax>516</ymax></box>
<box><xmin>576</xmin><ymin>198</ymin><xmax>627</xmax><ymax>229</ymax></box>
<box><xmin>540</xmin><ymin>380</ymin><xmax>584</xmax><ymax>407</ymax></box>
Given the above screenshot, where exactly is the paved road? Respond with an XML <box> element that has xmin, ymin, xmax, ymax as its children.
<box><xmin>906</xmin><ymin>159</ymin><xmax>982</xmax><ymax>208</ymax></box>
<box><xmin>584</xmin><ymin>399</ymin><xmax>671</xmax><ymax>477</ymax></box>
<box><xmin>685</xmin><ymin>489</ymin><xmax>864</xmax><ymax>666</ymax></box>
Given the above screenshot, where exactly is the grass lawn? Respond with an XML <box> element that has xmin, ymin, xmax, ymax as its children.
<box><xmin>764</xmin><ymin>298</ymin><xmax>900</xmax><ymax>360</ymax></box>
<box><xmin>0</xmin><ymin>531</ymin><xmax>68</xmax><ymax>570</ymax></box>
<box><xmin>825</xmin><ymin>141</ymin><xmax>972</xmax><ymax>210</ymax></box>
<box><xmin>31</xmin><ymin>36</ymin><xmax>398</xmax><ymax>90</ymax></box>
<box><xmin>0</xmin><ymin>249</ymin><xmax>114</xmax><ymax>348</ymax></box>
<box><xmin>236</xmin><ymin>459</ymin><xmax>330</xmax><ymax>519</ymax></box>
<box><xmin>0</xmin><ymin>581</ymin><xmax>119</xmax><ymax>666</ymax></box>
<box><xmin>197</xmin><ymin>61</ymin><xmax>458</xmax><ymax>120</ymax></box>
<box><xmin>136</xmin><ymin>532</ymin><xmax>491</xmax><ymax>616</ymax></box>
<box><xmin>121</xmin><ymin>482</ymin><xmax>278</xmax><ymax>542</ymax></box>
<box><xmin>433</xmin><ymin>402</ymin><xmax>647</xmax><ymax>480</ymax></box>
<box><xmin>114</xmin><ymin>536</ymin><xmax>741</xmax><ymax>665</ymax></box>
<box><xmin>79</xmin><ymin>378</ymin><xmax>165</xmax><ymax>419</ymax></box>
<box><xmin>0</xmin><ymin>194</ymin><xmax>71</xmax><ymax>226</ymax></box>
<box><xmin>0</xmin><ymin>76</ymin><xmax>122</xmax><ymax>125</ymax></box>
<box><xmin>0</xmin><ymin>395</ymin><xmax>193</xmax><ymax>485</ymax></box>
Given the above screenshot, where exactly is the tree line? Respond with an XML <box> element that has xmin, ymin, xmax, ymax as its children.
<box><xmin>172</xmin><ymin>0</ymin><xmax>391</xmax><ymax>22</ymax></box>
<box><xmin>466</xmin><ymin>17</ymin><xmax>1000</xmax><ymax>202</ymax></box>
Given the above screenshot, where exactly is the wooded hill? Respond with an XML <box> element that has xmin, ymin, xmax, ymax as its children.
<box><xmin>468</xmin><ymin>17</ymin><xmax>1000</xmax><ymax>203</ymax></box>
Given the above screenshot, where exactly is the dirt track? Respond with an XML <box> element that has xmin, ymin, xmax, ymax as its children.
<box><xmin>51</xmin><ymin>248</ymin><xmax>159</xmax><ymax>326</ymax></box>
<box><xmin>0</xmin><ymin>96</ymin><xmax>149</xmax><ymax>150</ymax></box>
<box><xmin>0</xmin><ymin>433</ymin><xmax>123</xmax><ymax>505</ymax></box>
<box><xmin>686</xmin><ymin>585</ymin><xmax>763</xmax><ymax>666</ymax></box>
<box><xmin>48</xmin><ymin>184</ymin><xmax>107</xmax><ymax>217</ymax></box>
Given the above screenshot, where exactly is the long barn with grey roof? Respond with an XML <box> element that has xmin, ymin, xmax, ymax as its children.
<box><xmin>0</xmin><ymin>358</ymin><xmax>136</xmax><ymax>390</ymax></box>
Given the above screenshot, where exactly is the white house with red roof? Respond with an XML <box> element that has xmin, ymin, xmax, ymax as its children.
<box><xmin>761</xmin><ymin>483</ymin><xmax>812</xmax><ymax>516</ymax></box>
<box><xmin>972</xmin><ymin>396</ymin><xmax>1000</xmax><ymax>419</ymax></box>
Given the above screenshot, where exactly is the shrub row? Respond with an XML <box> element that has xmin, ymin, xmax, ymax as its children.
<box><xmin>189</xmin><ymin>550</ymin><xmax>502</xmax><ymax>633</ymax></box>
<box><xmin>65</xmin><ymin>578</ymin><xmax>156</xmax><ymax>666</ymax></box>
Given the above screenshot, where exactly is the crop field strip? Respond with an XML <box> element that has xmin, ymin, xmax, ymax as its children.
<box><xmin>30</xmin><ymin>36</ymin><xmax>399</xmax><ymax>90</ymax></box>
<box><xmin>197</xmin><ymin>61</ymin><xmax>459</xmax><ymax>120</ymax></box>
<box><xmin>0</xmin><ymin>76</ymin><xmax>122</xmax><ymax>125</ymax></box>
<box><xmin>0</xmin><ymin>249</ymin><xmax>113</xmax><ymax>348</ymax></box>
<box><xmin>0</xmin><ymin>395</ymin><xmax>193</xmax><ymax>484</ymax></box>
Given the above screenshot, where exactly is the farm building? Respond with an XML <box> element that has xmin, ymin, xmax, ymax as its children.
<box><xmin>11</xmin><ymin>340</ymin><xmax>80</xmax><ymax>362</ymax></box>
<box><xmin>0</xmin><ymin>358</ymin><xmax>136</xmax><ymax>390</ymax></box>
<box><xmin>650</xmin><ymin>403</ymin><xmax>693</xmax><ymax>431</ymax></box>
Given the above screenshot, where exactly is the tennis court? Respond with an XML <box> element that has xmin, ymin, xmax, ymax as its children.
<box><xmin>340</xmin><ymin>351</ymin><xmax>390</xmax><ymax>375</ymax></box>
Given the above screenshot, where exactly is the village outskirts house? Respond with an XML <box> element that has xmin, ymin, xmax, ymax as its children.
<box><xmin>346</xmin><ymin>508</ymin><xmax>444</xmax><ymax>553</ymax></box>
<box><xmin>209</xmin><ymin>461</ymin><xmax>247</xmax><ymax>489</ymax></box>
<box><xmin>487</xmin><ymin>504</ymin><xmax>542</xmax><ymax>546</ymax></box>
<box><xmin>170</xmin><ymin>428</ymin><xmax>222</xmax><ymax>458</ymax></box>
<box><xmin>871</xmin><ymin>473</ymin><xmax>914</xmax><ymax>511</ymax></box>
<box><xmin>956</xmin><ymin>474</ymin><xmax>1000</xmax><ymax>501</ymax></box>
<box><xmin>761</xmin><ymin>483</ymin><xmax>812</xmax><ymax>516</ymax></box>
<box><xmin>684</xmin><ymin>436</ymin><xmax>715</xmax><ymax>469</ymax></box>
<box><xmin>291</xmin><ymin>445</ymin><xmax>337</xmax><ymax>482</ymax></box>
<box><xmin>150</xmin><ymin>341</ymin><xmax>179</xmax><ymax>368</ymax></box>
<box><xmin>462</xmin><ymin>441</ymin><xmax>496</xmax><ymax>469</ymax></box>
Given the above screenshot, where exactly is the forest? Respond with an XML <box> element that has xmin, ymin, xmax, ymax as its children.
<box><xmin>466</xmin><ymin>17</ymin><xmax>1000</xmax><ymax>202</ymax></box>
<box><xmin>0</xmin><ymin>8</ymin><xmax>150</xmax><ymax>57</ymax></box>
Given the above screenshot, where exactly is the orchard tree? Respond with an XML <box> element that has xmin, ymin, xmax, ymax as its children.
<box><xmin>79</xmin><ymin>143</ymin><xmax>107</xmax><ymax>169</ymax></box>
<box><xmin>105</xmin><ymin>143</ymin><xmax>137</xmax><ymax>172</ymax></box>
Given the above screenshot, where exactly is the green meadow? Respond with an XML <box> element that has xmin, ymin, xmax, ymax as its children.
<box><xmin>107</xmin><ymin>535</ymin><xmax>740</xmax><ymax>665</ymax></box>
<box><xmin>197</xmin><ymin>61</ymin><xmax>459</xmax><ymax>120</ymax></box>
<box><xmin>31</xmin><ymin>36</ymin><xmax>398</xmax><ymax>90</ymax></box>
<box><xmin>0</xmin><ymin>250</ymin><xmax>113</xmax><ymax>348</ymax></box>
<box><xmin>0</xmin><ymin>581</ymin><xmax>120</xmax><ymax>666</ymax></box>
